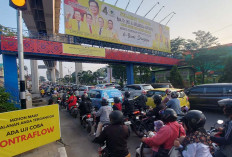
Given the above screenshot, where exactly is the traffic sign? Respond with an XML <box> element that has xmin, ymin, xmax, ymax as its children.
<box><xmin>9</xmin><ymin>0</ymin><xmax>27</xmax><ymax>10</ymax></box>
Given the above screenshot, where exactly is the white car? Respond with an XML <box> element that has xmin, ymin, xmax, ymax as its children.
<box><xmin>121</xmin><ymin>84</ymin><xmax>154</xmax><ymax>98</ymax></box>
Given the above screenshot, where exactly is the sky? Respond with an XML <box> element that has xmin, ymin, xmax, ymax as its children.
<box><xmin>0</xmin><ymin>0</ymin><xmax>232</xmax><ymax>77</ymax></box>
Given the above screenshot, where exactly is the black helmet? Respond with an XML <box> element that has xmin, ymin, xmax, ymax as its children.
<box><xmin>110</xmin><ymin>110</ymin><xmax>124</xmax><ymax>125</ymax></box>
<box><xmin>69</xmin><ymin>91</ymin><xmax>74</xmax><ymax>95</ymax></box>
<box><xmin>81</xmin><ymin>94</ymin><xmax>87</xmax><ymax>101</ymax></box>
<box><xmin>182</xmin><ymin>110</ymin><xmax>206</xmax><ymax>133</ymax></box>
<box><xmin>161</xmin><ymin>108</ymin><xmax>177</xmax><ymax>123</ymax></box>
<box><xmin>171</xmin><ymin>91</ymin><xmax>179</xmax><ymax>98</ymax></box>
<box><xmin>125</xmin><ymin>92</ymin><xmax>130</xmax><ymax>98</ymax></box>
<box><xmin>218</xmin><ymin>99</ymin><xmax>232</xmax><ymax>116</ymax></box>
<box><xmin>101</xmin><ymin>99</ymin><xmax>109</xmax><ymax>106</ymax></box>
<box><xmin>153</xmin><ymin>95</ymin><xmax>162</xmax><ymax>105</ymax></box>
<box><xmin>114</xmin><ymin>97</ymin><xmax>120</xmax><ymax>103</ymax></box>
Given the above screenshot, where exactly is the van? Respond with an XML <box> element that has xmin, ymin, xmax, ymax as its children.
<box><xmin>186</xmin><ymin>83</ymin><xmax>232</xmax><ymax>110</ymax></box>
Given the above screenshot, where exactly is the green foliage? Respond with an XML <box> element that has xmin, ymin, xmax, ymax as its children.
<box><xmin>111</xmin><ymin>64</ymin><xmax>127</xmax><ymax>83</ymax></box>
<box><xmin>134</xmin><ymin>66</ymin><xmax>152</xmax><ymax>84</ymax></box>
<box><xmin>171</xmin><ymin>37</ymin><xmax>186</xmax><ymax>53</ymax></box>
<box><xmin>219</xmin><ymin>57</ymin><xmax>232</xmax><ymax>83</ymax></box>
<box><xmin>170</xmin><ymin>66</ymin><xmax>184</xmax><ymax>88</ymax></box>
<box><xmin>0</xmin><ymin>87</ymin><xmax>18</xmax><ymax>113</ymax></box>
<box><xmin>0</xmin><ymin>24</ymin><xmax>16</xmax><ymax>36</ymax></box>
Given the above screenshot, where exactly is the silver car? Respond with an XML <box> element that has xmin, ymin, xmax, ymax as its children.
<box><xmin>121</xmin><ymin>84</ymin><xmax>154</xmax><ymax>98</ymax></box>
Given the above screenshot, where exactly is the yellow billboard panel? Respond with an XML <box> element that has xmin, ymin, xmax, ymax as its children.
<box><xmin>0</xmin><ymin>105</ymin><xmax>60</xmax><ymax>157</ymax></box>
<box><xmin>63</xmin><ymin>43</ymin><xmax>106</xmax><ymax>57</ymax></box>
<box><xmin>64</xmin><ymin>0</ymin><xmax>170</xmax><ymax>53</ymax></box>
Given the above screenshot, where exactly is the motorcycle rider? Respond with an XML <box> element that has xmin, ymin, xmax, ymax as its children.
<box><xmin>141</xmin><ymin>108</ymin><xmax>185</xmax><ymax>157</ymax></box>
<box><xmin>161</xmin><ymin>89</ymin><xmax>172</xmax><ymax>105</ymax></box>
<box><xmin>210</xmin><ymin>99</ymin><xmax>232</xmax><ymax>157</ymax></box>
<box><xmin>122</xmin><ymin>92</ymin><xmax>134</xmax><ymax>116</ymax></box>
<box><xmin>94</xmin><ymin>110</ymin><xmax>131</xmax><ymax>157</ymax></box>
<box><xmin>40</xmin><ymin>88</ymin><xmax>45</xmax><ymax>97</ymax></box>
<box><xmin>95</xmin><ymin>99</ymin><xmax>113</xmax><ymax>137</ymax></box>
<box><xmin>113</xmin><ymin>97</ymin><xmax>122</xmax><ymax>111</ymax></box>
<box><xmin>134</xmin><ymin>91</ymin><xmax>148</xmax><ymax>111</ymax></box>
<box><xmin>67</xmin><ymin>91</ymin><xmax>77</xmax><ymax>111</ymax></box>
<box><xmin>148</xmin><ymin>95</ymin><xmax>165</xmax><ymax>120</ymax></box>
<box><xmin>79</xmin><ymin>94</ymin><xmax>92</xmax><ymax>125</ymax></box>
<box><xmin>166</xmin><ymin>91</ymin><xmax>182</xmax><ymax>115</ymax></box>
<box><xmin>174</xmin><ymin>110</ymin><xmax>213</xmax><ymax>157</ymax></box>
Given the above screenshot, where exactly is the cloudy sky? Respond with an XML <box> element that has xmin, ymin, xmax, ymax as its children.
<box><xmin>0</xmin><ymin>0</ymin><xmax>232</xmax><ymax>77</ymax></box>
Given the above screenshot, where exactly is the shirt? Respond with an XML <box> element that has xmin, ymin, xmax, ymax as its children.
<box><xmin>166</xmin><ymin>98</ymin><xmax>182</xmax><ymax>115</ymax></box>
<box><xmin>182</xmin><ymin>143</ymin><xmax>212</xmax><ymax>157</ymax></box>
<box><xmin>95</xmin><ymin>106</ymin><xmax>113</xmax><ymax>123</ymax></box>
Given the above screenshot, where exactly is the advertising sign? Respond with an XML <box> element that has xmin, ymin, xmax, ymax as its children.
<box><xmin>63</xmin><ymin>43</ymin><xmax>105</xmax><ymax>57</ymax></box>
<box><xmin>0</xmin><ymin>105</ymin><xmax>60</xmax><ymax>157</ymax></box>
<box><xmin>64</xmin><ymin>0</ymin><xmax>170</xmax><ymax>52</ymax></box>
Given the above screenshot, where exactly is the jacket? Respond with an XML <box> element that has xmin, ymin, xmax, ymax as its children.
<box><xmin>182</xmin><ymin>143</ymin><xmax>212</xmax><ymax>157</ymax></box>
<box><xmin>113</xmin><ymin>103</ymin><xmax>122</xmax><ymax>111</ymax></box>
<box><xmin>95</xmin><ymin>106</ymin><xmax>113</xmax><ymax>123</ymax></box>
<box><xmin>79</xmin><ymin>100</ymin><xmax>92</xmax><ymax>115</ymax></box>
<box><xmin>94</xmin><ymin>124</ymin><xmax>130</xmax><ymax>157</ymax></box>
<box><xmin>122</xmin><ymin>99</ymin><xmax>134</xmax><ymax>115</ymax></box>
<box><xmin>68</xmin><ymin>95</ymin><xmax>77</xmax><ymax>107</ymax></box>
<box><xmin>144</xmin><ymin>121</ymin><xmax>186</xmax><ymax>150</ymax></box>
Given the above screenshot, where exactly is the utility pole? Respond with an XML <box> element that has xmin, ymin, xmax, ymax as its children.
<box><xmin>17</xmin><ymin>10</ymin><xmax>26</xmax><ymax>109</ymax></box>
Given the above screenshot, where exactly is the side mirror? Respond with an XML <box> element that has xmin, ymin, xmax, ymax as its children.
<box><xmin>186</xmin><ymin>90</ymin><xmax>190</xmax><ymax>95</ymax></box>
<box><xmin>217</xmin><ymin>120</ymin><xmax>224</xmax><ymax>125</ymax></box>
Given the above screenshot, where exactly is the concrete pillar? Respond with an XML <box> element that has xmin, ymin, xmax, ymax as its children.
<box><xmin>59</xmin><ymin>61</ymin><xmax>63</xmax><ymax>78</ymax></box>
<box><xmin>126</xmin><ymin>63</ymin><xmax>134</xmax><ymax>85</ymax></box>
<box><xmin>30</xmin><ymin>60</ymin><xmax>40</xmax><ymax>94</ymax></box>
<box><xmin>75</xmin><ymin>63</ymin><xmax>82</xmax><ymax>85</ymax></box>
<box><xmin>3</xmin><ymin>54</ymin><xmax>20</xmax><ymax>108</ymax></box>
<box><xmin>107</xmin><ymin>67</ymin><xmax>113</xmax><ymax>83</ymax></box>
<box><xmin>51</xmin><ymin>67</ymin><xmax>56</xmax><ymax>84</ymax></box>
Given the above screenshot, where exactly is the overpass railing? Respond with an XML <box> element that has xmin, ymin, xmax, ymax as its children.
<box><xmin>0</xmin><ymin>26</ymin><xmax>182</xmax><ymax>59</ymax></box>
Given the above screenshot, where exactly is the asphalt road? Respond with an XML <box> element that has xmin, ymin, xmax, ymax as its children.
<box><xmin>59</xmin><ymin>108</ymin><xmax>227</xmax><ymax>157</ymax></box>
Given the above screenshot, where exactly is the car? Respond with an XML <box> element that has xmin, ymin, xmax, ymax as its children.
<box><xmin>95</xmin><ymin>83</ymin><xmax>121</xmax><ymax>89</ymax></box>
<box><xmin>88</xmin><ymin>88</ymin><xmax>123</xmax><ymax>109</ymax></box>
<box><xmin>151</xmin><ymin>83</ymin><xmax>173</xmax><ymax>89</ymax></box>
<box><xmin>146</xmin><ymin>88</ymin><xmax>190</xmax><ymax>109</ymax></box>
<box><xmin>186</xmin><ymin>83</ymin><xmax>232</xmax><ymax>110</ymax></box>
<box><xmin>78</xmin><ymin>86</ymin><xmax>95</xmax><ymax>96</ymax></box>
<box><xmin>121</xmin><ymin>84</ymin><xmax>154</xmax><ymax>98</ymax></box>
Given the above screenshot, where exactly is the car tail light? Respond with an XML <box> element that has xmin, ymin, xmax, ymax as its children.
<box><xmin>133</xmin><ymin>111</ymin><xmax>140</xmax><ymax>115</ymax></box>
<box><xmin>186</xmin><ymin>96</ymin><xmax>189</xmax><ymax>101</ymax></box>
<box><xmin>104</xmin><ymin>86</ymin><xmax>106</xmax><ymax>88</ymax></box>
<box><xmin>87</xmin><ymin>114</ymin><xmax>91</xmax><ymax>118</ymax></box>
<box><xmin>142</xmin><ymin>90</ymin><xmax>147</xmax><ymax>95</ymax></box>
<box><xmin>74</xmin><ymin>105</ymin><xmax>77</xmax><ymax>108</ymax></box>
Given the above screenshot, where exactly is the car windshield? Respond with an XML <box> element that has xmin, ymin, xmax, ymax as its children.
<box><xmin>103</xmin><ymin>90</ymin><xmax>122</xmax><ymax>98</ymax></box>
<box><xmin>146</xmin><ymin>90</ymin><xmax>166</xmax><ymax>97</ymax></box>
<box><xmin>142</xmin><ymin>85</ymin><xmax>153</xmax><ymax>90</ymax></box>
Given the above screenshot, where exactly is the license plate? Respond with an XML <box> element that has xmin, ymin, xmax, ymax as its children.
<box><xmin>136</xmin><ymin>116</ymin><xmax>139</xmax><ymax>120</ymax></box>
<box><xmin>87</xmin><ymin>118</ymin><xmax>93</xmax><ymax>121</ymax></box>
<box><xmin>124</xmin><ymin>121</ymin><xmax>131</xmax><ymax>125</ymax></box>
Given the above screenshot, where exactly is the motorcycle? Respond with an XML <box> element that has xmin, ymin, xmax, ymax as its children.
<box><xmin>70</xmin><ymin>103</ymin><xmax>79</xmax><ymax>118</ymax></box>
<box><xmin>136</xmin><ymin>131</ymin><xmax>155</xmax><ymax>157</ymax></box>
<box><xmin>98</xmin><ymin>123</ymin><xmax>111</xmax><ymax>157</ymax></box>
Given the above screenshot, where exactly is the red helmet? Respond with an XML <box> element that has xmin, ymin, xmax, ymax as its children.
<box><xmin>165</xmin><ymin>89</ymin><xmax>171</xmax><ymax>95</ymax></box>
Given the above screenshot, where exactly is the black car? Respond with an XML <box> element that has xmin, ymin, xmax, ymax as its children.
<box><xmin>186</xmin><ymin>83</ymin><xmax>232</xmax><ymax>110</ymax></box>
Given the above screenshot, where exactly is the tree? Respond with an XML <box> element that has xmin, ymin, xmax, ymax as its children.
<box><xmin>0</xmin><ymin>24</ymin><xmax>16</xmax><ymax>36</ymax></box>
<box><xmin>111</xmin><ymin>64</ymin><xmax>127</xmax><ymax>84</ymax></box>
<box><xmin>134</xmin><ymin>66</ymin><xmax>152</xmax><ymax>84</ymax></box>
<box><xmin>171</xmin><ymin>37</ymin><xmax>186</xmax><ymax>53</ymax></box>
<box><xmin>39</xmin><ymin>76</ymin><xmax>46</xmax><ymax>82</ymax></box>
<box><xmin>0</xmin><ymin>87</ymin><xmax>18</xmax><ymax>113</ymax></box>
<box><xmin>219</xmin><ymin>56</ymin><xmax>232</xmax><ymax>83</ymax></box>
<box><xmin>170</xmin><ymin>65</ymin><xmax>184</xmax><ymax>88</ymax></box>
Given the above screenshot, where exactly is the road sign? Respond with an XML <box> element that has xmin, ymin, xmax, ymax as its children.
<box><xmin>9</xmin><ymin>0</ymin><xmax>27</xmax><ymax>10</ymax></box>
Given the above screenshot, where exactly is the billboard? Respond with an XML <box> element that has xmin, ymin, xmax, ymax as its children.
<box><xmin>0</xmin><ymin>105</ymin><xmax>60</xmax><ymax>157</ymax></box>
<box><xmin>64</xmin><ymin>0</ymin><xmax>170</xmax><ymax>52</ymax></box>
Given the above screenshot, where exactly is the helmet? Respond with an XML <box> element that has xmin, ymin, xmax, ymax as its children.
<box><xmin>182</xmin><ymin>110</ymin><xmax>206</xmax><ymax>132</ymax></box>
<box><xmin>165</xmin><ymin>89</ymin><xmax>172</xmax><ymax>95</ymax></box>
<box><xmin>161</xmin><ymin>108</ymin><xmax>177</xmax><ymax>123</ymax></box>
<box><xmin>110</xmin><ymin>110</ymin><xmax>124</xmax><ymax>125</ymax></box>
<box><xmin>171</xmin><ymin>91</ymin><xmax>179</xmax><ymax>98</ymax></box>
<box><xmin>69</xmin><ymin>91</ymin><xmax>74</xmax><ymax>95</ymax></box>
<box><xmin>125</xmin><ymin>92</ymin><xmax>130</xmax><ymax>98</ymax></box>
<box><xmin>218</xmin><ymin>99</ymin><xmax>232</xmax><ymax>116</ymax></box>
<box><xmin>153</xmin><ymin>95</ymin><xmax>162</xmax><ymax>105</ymax></box>
<box><xmin>101</xmin><ymin>99</ymin><xmax>109</xmax><ymax>106</ymax></box>
<box><xmin>114</xmin><ymin>97</ymin><xmax>120</xmax><ymax>103</ymax></box>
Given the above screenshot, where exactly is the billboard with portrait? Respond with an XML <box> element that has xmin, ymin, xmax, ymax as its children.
<box><xmin>64</xmin><ymin>0</ymin><xmax>170</xmax><ymax>52</ymax></box>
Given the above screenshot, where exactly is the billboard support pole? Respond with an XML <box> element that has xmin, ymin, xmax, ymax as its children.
<box><xmin>17</xmin><ymin>9</ymin><xmax>26</xmax><ymax>109</ymax></box>
<box><xmin>125</xmin><ymin>0</ymin><xmax>131</xmax><ymax>10</ymax></box>
<box><xmin>165</xmin><ymin>13</ymin><xmax>176</xmax><ymax>25</ymax></box>
<box><xmin>160</xmin><ymin>12</ymin><xmax>174</xmax><ymax>23</ymax></box>
<box><xmin>135</xmin><ymin>0</ymin><xmax>144</xmax><ymax>14</ymax></box>
<box><xmin>152</xmin><ymin>6</ymin><xmax>165</xmax><ymax>20</ymax></box>
<box><xmin>144</xmin><ymin>2</ymin><xmax>159</xmax><ymax>17</ymax></box>
<box><xmin>114</xmin><ymin>0</ymin><xmax>119</xmax><ymax>6</ymax></box>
